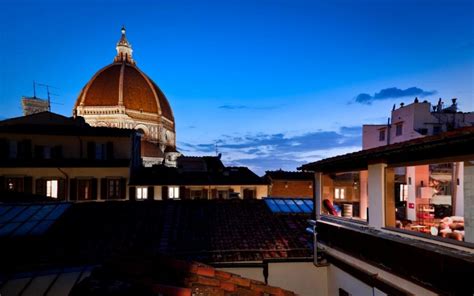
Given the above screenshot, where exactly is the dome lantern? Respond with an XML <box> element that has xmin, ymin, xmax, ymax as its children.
<box><xmin>114</xmin><ymin>26</ymin><xmax>135</xmax><ymax>65</ymax></box>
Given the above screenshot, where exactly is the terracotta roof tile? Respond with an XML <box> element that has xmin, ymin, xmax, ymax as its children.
<box><xmin>122</xmin><ymin>65</ymin><xmax>158</xmax><ymax>113</ymax></box>
<box><xmin>75</xmin><ymin>63</ymin><xmax>174</xmax><ymax>121</ymax></box>
<box><xmin>81</xmin><ymin>64</ymin><xmax>121</xmax><ymax>106</ymax></box>
<box><xmin>69</xmin><ymin>255</ymin><xmax>296</xmax><ymax>296</ymax></box>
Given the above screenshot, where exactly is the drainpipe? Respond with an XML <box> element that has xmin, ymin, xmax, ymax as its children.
<box><xmin>386</xmin><ymin>117</ymin><xmax>391</xmax><ymax>145</ymax></box>
<box><xmin>307</xmin><ymin>219</ymin><xmax>325</xmax><ymax>267</ymax></box>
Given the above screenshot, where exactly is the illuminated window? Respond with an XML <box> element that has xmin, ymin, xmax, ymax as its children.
<box><xmin>335</xmin><ymin>188</ymin><xmax>345</xmax><ymax>200</ymax></box>
<box><xmin>399</xmin><ymin>184</ymin><xmax>408</xmax><ymax>202</ymax></box>
<box><xmin>136</xmin><ymin>187</ymin><xmax>148</xmax><ymax>200</ymax></box>
<box><xmin>46</xmin><ymin>180</ymin><xmax>58</xmax><ymax>198</ymax></box>
<box><xmin>168</xmin><ymin>186</ymin><xmax>179</xmax><ymax>199</ymax></box>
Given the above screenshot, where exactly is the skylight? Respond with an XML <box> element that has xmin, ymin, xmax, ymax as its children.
<box><xmin>0</xmin><ymin>203</ymin><xmax>71</xmax><ymax>237</ymax></box>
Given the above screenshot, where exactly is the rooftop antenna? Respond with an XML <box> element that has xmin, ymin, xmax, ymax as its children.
<box><xmin>33</xmin><ymin>81</ymin><xmax>37</xmax><ymax>99</ymax></box>
<box><xmin>215</xmin><ymin>141</ymin><xmax>219</xmax><ymax>156</ymax></box>
<box><xmin>36</xmin><ymin>83</ymin><xmax>59</xmax><ymax>112</ymax></box>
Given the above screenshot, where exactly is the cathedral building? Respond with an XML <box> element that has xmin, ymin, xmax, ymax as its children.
<box><xmin>73</xmin><ymin>27</ymin><xmax>179</xmax><ymax>167</ymax></box>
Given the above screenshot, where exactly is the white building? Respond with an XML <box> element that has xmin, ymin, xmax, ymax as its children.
<box><xmin>363</xmin><ymin>98</ymin><xmax>474</xmax><ymax>150</ymax></box>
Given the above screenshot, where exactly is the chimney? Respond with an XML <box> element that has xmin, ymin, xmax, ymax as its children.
<box><xmin>400</xmin><ymin>102</ymin><xmax>405</xmax><ymax>108</ymax></box>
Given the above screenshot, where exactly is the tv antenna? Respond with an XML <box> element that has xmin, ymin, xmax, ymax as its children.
<box><xmin>36</xmin><ymin>82</ymin><xmax>59</xmax><ymax>112</ymax></box>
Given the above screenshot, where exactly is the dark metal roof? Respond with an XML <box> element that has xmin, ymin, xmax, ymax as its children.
<box><xmin>300</xmin><ymin>127</ymin><xmax>474</xmax><ymax>173</ymax></box>
<box><xmin>130</xmin><ymin>165</ymin><xmax>267</xmax><ymax>186</ymax></box>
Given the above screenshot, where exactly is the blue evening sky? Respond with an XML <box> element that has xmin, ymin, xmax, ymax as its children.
<box><xmin>0</xmin><ymin>0</ymin><xmax>473</xmax><ymax>174</ymax></box>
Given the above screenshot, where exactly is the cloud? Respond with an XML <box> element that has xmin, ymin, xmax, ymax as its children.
<box><xmin>219</xmin><ymin>105</ymin><xmax>249</xmax><ymax>110</ymax></box>
<box><xmin>354</xmin><ymin>87</ymin><xmax>437</xmax><ymax>105</ymax></box>
<box><xmin>218</xmin><ymin>104</ymin><xmax>283</xmax><ymax>110</ymax></box>
<box><xmin>178</xmin><ymin>126</ymin><xmax>361</xmax><ymax>175</ymax></box>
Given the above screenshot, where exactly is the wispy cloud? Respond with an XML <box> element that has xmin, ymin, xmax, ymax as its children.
<box><xmin>218</xmin><ymin>104</ymin><xmax>283</xmax><ymax>110</ymax></box>
<box><xmin>354</xmin><ymin>87</ymin><xmax>437</xmax><ymax>105</ymax></box>
<box><xmin>178</xmin><ymin>126</ymin><xmax>361</xmax><ymax>175</ymax></box>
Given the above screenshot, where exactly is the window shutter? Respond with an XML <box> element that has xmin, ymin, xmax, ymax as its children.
<box><xmin>24</xmin><ymin>140</ymin><xmax>32</xmax><ymax>159</ymax></box>
<box><xmin>36</xmin><ymin>178</ymin><xmax>46</xmax><ymax>196</ymax></box>
<box><xmin>148</xmin><ymin>186</ymin><xmax>154</xmax><ymax>200</ymax></box>
<box><xmin>87</xmin><ymin>142</ymin><xmax>95</xmax><ymax>160</ymax></box>
<box><xmin>24</xmin><ymin>176</ymin><xmax>33</xmax><ymax>194</ymax></box>
<box><xmin>52</xmin><ymin>145</ymin><xmax>63</xmax><ymax>159</ymax></box>
<box><xmin>58</xmin><ymin>179</ymin><xmax>66</xmax><ymax>200</ymax></box>
<box><xmin>34</xmin><ymin>145</ymin><xmax>44</xmax><ymax>159</ymax></box>
<box><xmin>185</xmin><ymin>188</ymin><xmax>191</xmax><ymax>199</ymax></box>
<box><xmin>100</xmin><ymin>178</ymin><xmax>107</xmax><ymax>200</ymax></box>
<box><xmin>120</xmin><ymin>178</ymin><xmax>126</xmax><ymax>199</ymax></box>
<box><xmin>203</xmin><ymin>189</ymin><xmax>209</xmax><ymax>199</ymax></box>
<box><xmin>211</xmin><ymin>189</ymin><xmax>217</xmax><ymax>199</ymax></box>
<box><xmin>106</xmin><ymin>142</ymin><xmax>114</xmax><ymax>160</ymax></box>
<box><xmin>162</xmin><ymin>186</ymin><xmax>169</xmax><ymax>200</ymax></box>
<box><xmin>0</xmin><ymin>176</ymin><xmax>4</xmax><ymax>190</ymax></box>
<box><xmin>91</xmin><ymin>178</ymin><xmax>98</xmax><ymax>200</ymax></box>
<box><xmin>69</xmin><ymin>179</ymin><xmax>77</xmax><ymax>201</ymax></box>
<box><xmin>0</xmin><ymin>138</ymin><xmax>8</xmax><ymax>159</ymax></box>
<box><xmin>129</xmin><ymin>186</ymin><xmax>136</xmax><ymax>201</ymax></box>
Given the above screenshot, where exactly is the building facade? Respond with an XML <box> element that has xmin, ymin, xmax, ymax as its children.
<box><xmin>0</xmin><ymin>112</ymin><xmax>141</xmax><ymax>201</ymax></box>
<box><xmin>363</xmin><ymin>98</ymin><xmax>474</xmax><ymax>150</ymax></box>
<box><xmin>301</xmin><ymin>128</ymin><xmax>474</xmax><ymax>295</ymax></box>
<box><xmin>264</xmin><ymin>170</ymin><xmax>314</xmax><ymax>198</ymax></box>
<box><xmin>130</xmin><ymin>156</ymin><xmax>269</xmax><ymax>200</ymax></box>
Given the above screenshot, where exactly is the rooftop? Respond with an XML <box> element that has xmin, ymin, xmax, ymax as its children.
<box><xmin>0</xmin><ymin>111</ymin><xmax>133</xmax><ymax>137</ymax></box>
<box><xmin>300</xmin><ymin>126</ymin><xmax>474</xmax><ymax>173</ymax></box>
<box><xmin>0</xmin><ymin>200</ymin><xmax>311</xmax><ymax>276</ymax></box>
<box><xmin>130</xmin><ymin>165</ymin><xmax>267</xmax><ymax>186</ymax></box>
<box><xmin>265</xmin><ymin>170</ymin><xmax>314</xmax><ymax>181</ymax></box>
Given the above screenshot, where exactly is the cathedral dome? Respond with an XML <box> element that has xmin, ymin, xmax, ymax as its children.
<box><xmin>73</xmin><ymin>26</ymin><xmax>174</xmax><ymax>125</ymax></box>
<box><xmin>73</xmin><ymin>27</ymin><xmax>178</xmax><ymax>167</ymax></box>
<box><xmin>75</xmin><ymin>62</ymin><xmax>174</xmax><ymax>122</ymax></box>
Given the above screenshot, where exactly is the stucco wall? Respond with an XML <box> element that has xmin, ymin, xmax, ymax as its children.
<box><xmin>327</xmin><ymin>265</ymin><xmax>375</xmax><ymax>296</ymax></box>
<box><xmin>1</xmin><ymin>133</ymin><xmax>132</xmax><ymax>159</ymax></box>
<box><xmin>217</xmin><ymin>267</ymin><xmax>265</xmax><ymax>283</ymax></box>
<box><xmin>268</xmin><ymin>262</ymin><xmax>328</xmax><ymax>296</ymax></box>
<box><xmin>270</xmin><ymin>180</ymin><xmax>313</xmax><ymax>198</ymax></box>
<box><xmin>1</xmin><ymin>167</ymin><xmax>130</xmax><ymax>200</ymax></box>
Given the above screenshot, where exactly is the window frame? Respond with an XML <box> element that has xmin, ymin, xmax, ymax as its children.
<box><xmin>379</xmin><ymin>129</ymin><xmax>386</xmax><ymax>142</ymax></box>
<box><xmin>107</xmin><ymin>178</ymin><xmax>121</xmax><ymax>199</ymax></box>
<box><xmin>395</xmin><ymin>123</ymin><xmax>403</xmax><ymax>136</ymax></box>
<box><xmin>46</xmin><ymin>179</ymin><xmax>59</xmax><ymax>198</ymax></box>
<box><xmin>136</xmin><ymin>186</ymin><xmax>148</xmax><ymax>200</ymax></box>
<box><xmin>168</xmin><ymin>186</ymin><xmax>179</xmax><ymax>199</ymax></box>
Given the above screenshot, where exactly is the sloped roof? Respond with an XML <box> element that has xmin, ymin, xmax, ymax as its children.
<box><xmin>265</xmin><ymin>170</ymin><xmax>314</xmax><ymax>181</ymax></box>
<box><xmin>130</xmin><ymin>165</ymin><xmax>266</xmax><ymax>186</ymax></box>
<box><xmin>0</xmin><ymin>200</ymin><xmax>311</xmax><ymax>276</ymax></box>
<box><xmin>0</xmin><ymin>111</ymin><xmax>133</xmax><ymax>137</ymax></box>
<box><xmin>70</xmin><ymin>256</ymin><xmax>296</xmax><ymax>296</ymax></box>
<box><xmin>74</xmin><ymin>62</ymin><xmax>174</xmax><ymax>122</ymax></box>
